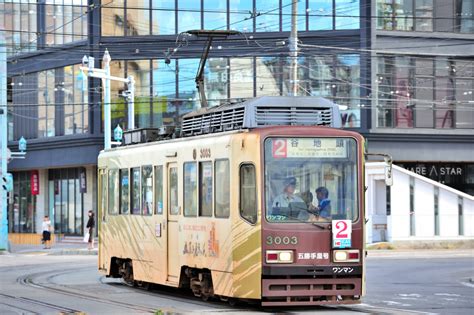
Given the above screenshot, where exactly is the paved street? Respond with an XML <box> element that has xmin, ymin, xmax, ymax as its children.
<box><xmin>363</xmin><ymin>250</ymin><xmax>474</xmax><ymax>314</ymax></box>
<box><xmin>1</xmin><ymin>245</ymin><xmax>472</xmax><ymax>314</ymax></box>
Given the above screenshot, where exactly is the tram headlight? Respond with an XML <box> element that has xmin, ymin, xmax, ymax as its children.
<box><xmin>266</xmin><ymin>250</ymin><xmax>294</xmax><ymax>264</ymax></box>
<box><xmin>333</xmin><ymin>250</ymin><xmax>360</xmax><ymax>263</ymax></box>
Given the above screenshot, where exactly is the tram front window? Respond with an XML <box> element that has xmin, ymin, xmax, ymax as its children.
<box><xmin>264</xmin><ymin>137</ymin><xmax>358</xmax><ymax>223</ymax></box>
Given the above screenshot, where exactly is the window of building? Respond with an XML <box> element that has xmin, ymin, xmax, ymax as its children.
<box><xmin>60</xmin><ymin>65</ymin><xmax>89</xmax><ymax>135</ymax></box>
<box><xmin>48</xmin><ymin>168</ymin><xmax>84</xmax><ymax>235</ymax></box>
<box><xmin>283</xmin><ymin>0</ymin><xmax>306</xmax><ymax>31</ymax></box>
<box><xmin>169</xmin><ymin>167</ymin><xmax>179</xmax><ymax>215</ymax></box>
<box><xmin>215</xmin><ymin>159</ymin><xmax>230</xmax><ymax>218</ymax></box>
<box><xmin>256</xmin><ymin>0</ymin><xmax>280</xmax><ymax>32</ymax></box>
<box><xmin>178</xmin><ymin>59</ymin><xmax>201</xmax><ymax>112</ymax></box>
<box><xmin>154</xmin><ymin>166</ymin><xmax>163</xmax><ymax>214</ymax></box>
<box><xmin>205</xmin><ymin>58</ymin><xmax>229</xmax><ymax>106</ymax></box>
<box><xmin>230</xmin><ymin>0</ymin><xmax>254</xmax><ymax>32</ymax></box>
<box><xmin>38</xmin><ymin>70</ymin><xmax>55</xmax><ymax>138</ymax></box>
<box><xmin>108</xmin><ymin>169</ymin><xmax>119</xmax><ymax>215</ymax></box>
<box><xmin>152</xmin><ymin>59</ymin><xmax>177</xmax><ymax>127</ymax></box>
<box><xmin>178</xmin><ymin>0</ymin><xmax>201</xmax><ymax>33</ymax></box>
<box><xmin>376</xmin><ymin>55</ymin><xmax>474</xmax><ymax>130</ymax></box>
<box><xmin>256</xmin><ymin>57</ymin><xmax>281</xmax><ymax>97</ymax></box>
<box><xmin>184</xmin><ymin>162</ymin><xmax>197</xmax><ymax>217</ymax></box>
<box><xmin>335</xmin><ymin>0</ymin><xmax>360</xmax><ymax>30</ymax></box>
<box><xmin>142</xmin><ymin>166</ymin><xmax>153</xmax><ymax>216</ymax></box>
<box><xmin>8</xmin><ymin>171</ymin><xmax>37</xmax><ymax>233</ymax></box>
<box><xmin>204</xmin><ymin>0</ymin><xmax>227</xmax><ymax>30</ymax></box>
<box><xmin>120</xmin><ymin>169</ymin><xmax>130</xmax><ymax>214</ymax></box>
<box><xmin>126</xmin><ymin>0</ymin><xmax>150</xmax><ymax>36</ymax></box>
<box><xmin>199</xmin><ymin>162</ymin><xmax>213</xmax><ymax>217</ymax></box>
<box><xmin>1</xmin><ymin>0</ymin><xmax>37</xmax><ymax>56</ymax></box>
<box><xmin>377</xmin><ymin>0</ymin><xmax>472</xmax><ymax>33</ymax></box>
<box><xmin>310</xmin><ymin>0</ymin><xmax>334</xmax><ymax>31</ymax></box>
<box><xmin>102</xmin><ymin>0</ymin><xmax>125</xmax><ymax>36</ymax></box>
<box><xmin>127</xmin><ymin>60</ymin><xmax>152</xmax><ymax>128</ymax></box>
<box><xmin>152</xmin><ymin>0</ymin><xmax>175</xmax><ymax>35</ymax></box>
<box><xmin>131</xmin><ymin>167</ymin><xmax>141</xmax><ymax>215</ymax></box>
<box><xmin>230</xmin><ymin>58</ymin><xmax>254</xmax><ymax>99</ymax></box>
<box><xmin>240</xmin><ymin>164</ymin><xmax>257</xmax><ymax>224</ymax></box>
<box><xmin>109</xmin><ymin>60</ymin><xmax>127</xmax><ymax>130</ymax></box>
<box><xmin>45</xmin><ymin>0</ymin><xmax>88</xmax><ymax>47</ymax></box>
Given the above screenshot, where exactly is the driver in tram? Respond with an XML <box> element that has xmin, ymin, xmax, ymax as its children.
<box><xmin>272</xmin><ymin>177</ymin><xmax>304</xmax><ymax>209</ymax></box>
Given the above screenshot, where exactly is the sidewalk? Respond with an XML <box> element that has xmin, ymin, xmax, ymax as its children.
<box><xmin>367</xmin><ymin>248</ymin><xmax>473</xmax><ymax>258</ymax></box>
<box><xmin>2</xmin><ymin>237</ymin><xmax>98</xmax><ymax>256</ymax></box>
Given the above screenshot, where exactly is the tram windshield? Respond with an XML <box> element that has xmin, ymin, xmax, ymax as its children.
<box><xmin>264</xmin><ymin>137</ymin><xmax>359</xmax><ymax>223</ymax></box>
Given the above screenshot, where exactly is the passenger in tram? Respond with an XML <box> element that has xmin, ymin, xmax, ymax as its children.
<box><xmin>314</xmin><ymin>186</ymin><xmax>331</xmax><ymax>218</ymax></box>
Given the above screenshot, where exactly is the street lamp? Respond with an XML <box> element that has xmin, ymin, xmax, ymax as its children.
<box><xmin>18</xmin><ymin>137</ymin><xmax>27</xmax><ymax>152</ymax></box>
<box><xmin>114</xmin><ymin>125</ymin><xmax>123</xmax><ymax>142</ymax></box>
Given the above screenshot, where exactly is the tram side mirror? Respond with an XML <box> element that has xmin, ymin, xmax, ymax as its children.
<box><xmin>384</xmin><ymin>156</ymin><xmax>393</xmax><ymax>186</ymax></box>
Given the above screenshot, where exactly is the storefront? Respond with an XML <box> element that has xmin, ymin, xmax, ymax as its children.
<box><xmin>8</xmin><ymin>171</ymin><xmax>37</xmax><ymax>233</ymax></box>
<box><xmin>48</xmin><ymin>168</ymin><xmax>87</xmax><ymax>235</ymax></box>
<box><xmin>397</xmin><ymin>162</ymin><xmax>474</xmax><ymax>195</ymax></box>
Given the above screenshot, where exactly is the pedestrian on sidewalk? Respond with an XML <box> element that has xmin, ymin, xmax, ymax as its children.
<box><xmin>86</xmin><ymin>210</ymin><xmax>95</xmax><ymax>250</ymax></box>
<box><xmin>42</xmin><ymin>215</ymin><xmax>52</xmax><ymax>249</ymax></box>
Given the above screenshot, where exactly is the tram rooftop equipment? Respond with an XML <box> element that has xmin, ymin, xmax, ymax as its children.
<box><xmin>121</xmin><ymin>96</ymin><xmax>342</xmax><ymax>146</ymax></box>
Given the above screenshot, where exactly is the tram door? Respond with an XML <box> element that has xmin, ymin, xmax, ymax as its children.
<box><xmin>167</xmin><ymin>163</ymin><xmax>180</xmax><ymax>282</ymax></box>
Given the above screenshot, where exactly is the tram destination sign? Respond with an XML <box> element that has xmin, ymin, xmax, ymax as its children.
<box><xmin>272</xmin><ymin>138</ymin><xmax>347</xmax><ymax>159</ymax></box>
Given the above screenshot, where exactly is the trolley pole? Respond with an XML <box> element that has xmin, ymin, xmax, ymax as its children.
<box><xmin>103</xmin><ymin>50</ymin><xmax>111</xmax><ymax>150</ymax></box>
<box><xmin>81</xmin><ymin>49</ymin><xmax>135</xmax><ymax>150</ymax></box>
<box><xmin>289</xmin><ymin>0</ymin><xmax>298</xmax><ymax>96</ymax></box>
<box><xmin>0</xmin><ymin>30</ymin><xmax>8</xmax><ymax>250</ymax></box>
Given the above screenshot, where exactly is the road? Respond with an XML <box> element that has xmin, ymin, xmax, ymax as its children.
<box><xmin>363</xmin><ymin>250</ymin><xmax>474</xmax><ymax>315</ymax></box>
<box><xmin>0</xmin><ymin>250</ymin><xmax>472</xmax><ymax>314</ymax></box>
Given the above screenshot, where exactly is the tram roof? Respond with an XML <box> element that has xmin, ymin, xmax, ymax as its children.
<box><xmin>120</xmin><ymin>96</ymin><xmax>342</xmax><ymax>146</ymax></box>
<box><xmin>181</xmin><ymin>96</ymin><xmax>342</xmax><ymax>137</ymax></box>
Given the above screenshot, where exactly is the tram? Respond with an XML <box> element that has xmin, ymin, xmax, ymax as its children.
<box><xmin>98</xmin><ymin>96</ymin><xmax>368</xmax><ymax>306</ymax></box>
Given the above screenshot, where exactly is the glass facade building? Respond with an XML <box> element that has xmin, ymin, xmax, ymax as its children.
<box><xmin>2</xmin><ymin>0</ymin><xmax>473</xmax><ymax>239</ymax></box>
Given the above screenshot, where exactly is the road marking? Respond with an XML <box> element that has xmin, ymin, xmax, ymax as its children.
<box><xmin>460</xmin><ymin>281</ymin><xmax>474</xmax><ymax>288</ymax></box>
<box><xmin>358</xmin><ymin>303</ymin><xmax>437</xmax><ymax>315</ymax></box>
<box><xmin>434</xmin><ymin>293</ymin><xmax>460</xmax><ymax>297</ymax></box>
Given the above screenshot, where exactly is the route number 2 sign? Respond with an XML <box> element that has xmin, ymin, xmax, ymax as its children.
<box><xmin>332</xmin><ymin>220</ymin><xmax>352</xmax><ymax>248</ymax></box>
<box><xmin>272</xmin><ymin>139</ymin><xmax>287</xmax><ymax>158</ymax></box>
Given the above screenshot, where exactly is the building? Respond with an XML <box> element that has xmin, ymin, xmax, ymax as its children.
<box><xmin>1</xmin><ymin>0</ymin><xmax>472</xmax><ymax>240</ymax></box>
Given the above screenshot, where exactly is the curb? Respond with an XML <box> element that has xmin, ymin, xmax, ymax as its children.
<box><xmin>49</xmin><ymin>249</ymin><xmax>98</xmax><ymax>256</ymax></box>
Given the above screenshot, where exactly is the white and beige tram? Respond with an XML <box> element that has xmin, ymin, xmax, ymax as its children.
<box><xmin>98</xmin><ymin>96</ymin><xmax>367</xmax><ymax>306</ymax></box>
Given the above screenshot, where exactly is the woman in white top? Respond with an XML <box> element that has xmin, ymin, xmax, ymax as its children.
<box><xmin>42</xmin><ymin>216</ymin><xmax>52</xmax><ymax>249</ymax></box>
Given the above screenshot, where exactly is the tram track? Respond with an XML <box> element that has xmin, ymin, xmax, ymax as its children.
<box><xmin>0</xmin><ymin>292</ymin><xmax>82</xmax><ymax>314</ymax></box>
<box><xmin>12</xmin><ymin>263</ymin><xmax>377</xmax><ymax>314</ymax></box>
<box><xmin>16</xmin><ymin>266</ymin><xmax>249</xmax><ymax>313</ymax></box>
<box><xmin>17</xmin><ymin>267</ymin><xmax>158</xmax><ymax>313</ymax></box>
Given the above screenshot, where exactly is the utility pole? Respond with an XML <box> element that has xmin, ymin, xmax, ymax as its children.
<box><xmin>0</xmin><ymin>30</ymin><xmax>8</xmax><ymax>250</ymax></box>
<box><xmin>289</xmin><ymin>0</ymin><xmax>298</xmax><ymax>96</ymax></box>
<box><xmin>81</xmin><ymin>49</ymin><xmax>135</xmax><ymax>150</ymax></box>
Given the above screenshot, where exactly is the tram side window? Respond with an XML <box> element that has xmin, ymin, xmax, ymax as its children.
<box><xmin>169</xmin><ymin>167</ymin><xmax>179</xmax><ymax>215</ymax></box>
<box><xmin>99</xmin><ymin>170</ymin><xmax>107</xmax><ymax>220</ymax></box>
<box><xmin>184</xmin><ymin>162</ymin><xmax>197</xmax><ymax>217</ymax></box>
<box><xmin>240</xmin><ymin>164</ymin><xmax>257</xmax><ymax>224</ymax></box>
<box><xmin>215</xmin><ymin>159</ymin><xmax>230</xmax><ymax>218</ymax></box>
<box><xmin>120</xmin><ymin>169</ymin><xmax>130</xmax><ymax>215</ymax></box>
<box><xmin>131</xmin><ymin>167</ymin><xmax>141</xmax><ymax>215</ymax></box>
<box><xmin>142</xmin><ymin>165</ymin><xmax>153</xmax><ymax>216</ymax></box>
<box><xmin>155</xmin><ymin>166</ymin><xmax>163</xmax><ymax>214</ymax></box>
<box><xmin>108</xmin><ymin>169</ymin><xmax>119</xmax><ymax>215</ymax></box>
<box><xmin>199</xmin><ymin>162</ymin><xmax>213</xmax><ymax>217</ymax></box>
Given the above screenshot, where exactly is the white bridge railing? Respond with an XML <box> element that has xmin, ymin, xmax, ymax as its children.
<box><xmin>365</xmin><ymin>162</ymin><xmax>473</xmax><ymax>243</ymax></box>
